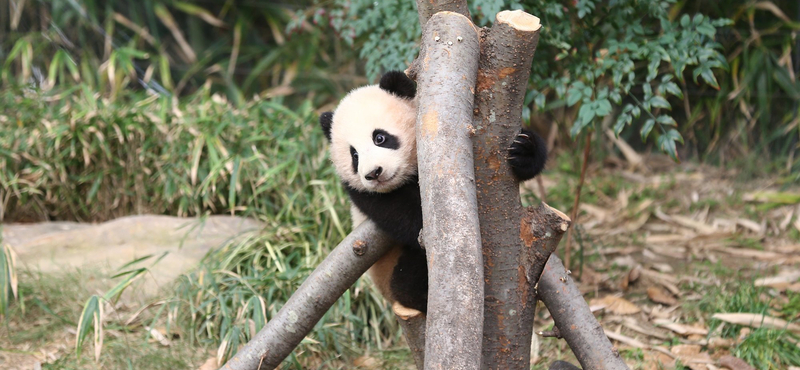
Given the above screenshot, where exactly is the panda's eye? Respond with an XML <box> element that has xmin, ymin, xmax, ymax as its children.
<box><xmin>350</xmin><ymin>146</ymin><xmax>358</xmax><ymax>158</ymax></box>
<box><xmin>374</xmin><ymin>134</ymin><xmax>385</xmax><ymax>145</ymax></box>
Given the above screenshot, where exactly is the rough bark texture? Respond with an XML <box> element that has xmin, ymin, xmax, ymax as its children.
<box><xmin>471</xmin><ymin>10</ymin><xmax>542</xmax><ymax>370</ymax></box>
<box><xmin>217</xmin><ymin>221</ymin><xmax>394</xmax><ymax>370</ymax></box>
<box><xmin>394</xmin><ymin>303</ymin><xmax>427</xmax><ymax>369</ymax></box>
<box><xmin>414</xmin><ymin>11</ymin><xmax>484</xmax><ymax>370</ymax></box>
<box><xmin>415</xmin><ymin>0</ymin><xmax>470</xmax><ymax>29</ymax></box>
<box><xmin>538</xmin><ymin>255</ymin><xmax>630</xmax><ymax>370</ymax></box>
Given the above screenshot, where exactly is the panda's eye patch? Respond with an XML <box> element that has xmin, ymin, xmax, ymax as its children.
<box><xmin>372</xmin><ymin>129</ymin><xmax>400</xmax><ymax>149</ymax></box>
<box><xmin>350</xmin><ymin>146</ymin><xmax>359</xmax><ymax>174</ymax></box>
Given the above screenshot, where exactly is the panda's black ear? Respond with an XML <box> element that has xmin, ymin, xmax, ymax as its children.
<box><xmin>379</xmin><ymin>71</ymin><xmax>416</xmax><ymax>99</ymax></box>
<box><xmin>320</xmin><ymin>111</ymin><xmax>333</xmax><ymax>141</ymax></box>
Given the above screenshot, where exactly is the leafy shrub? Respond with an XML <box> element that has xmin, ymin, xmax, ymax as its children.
<box><xmin>0</xmin><ymin>86</ymin><xmax>325</xmax><ymax>222</ymax></box>
<box><xmin>304</xmin><ymin>0</ymin><xmax>730</xmax><ymax>160</ymax></box>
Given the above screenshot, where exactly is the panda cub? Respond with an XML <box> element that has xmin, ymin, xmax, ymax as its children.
<box><xmin>319</xmin><ymin>71</ymin><xmax>547</xmax><ymax>314</ymax></box>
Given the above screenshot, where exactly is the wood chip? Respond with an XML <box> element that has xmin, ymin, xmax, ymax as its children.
<box><xmin>653</xmin><ymin>319</ymin><xmax>709</xmax><ymax>336</ymax></box>
<box><xmin>648</xmin><ymin>286</ymin><xmax>678</xmax><ymax>306</ymax></box>
<box><xmin>604</xmin><ymin>329</ymin><xmax>648</xmax><ymax>348</ymax></box>
<box><xmin>623</xmin><ymin>318</ymin><xmax>669</xmax><ymax>340</ymax></box>
<box><xmin>712</xmin><ymin>313</ymin><xmax>800</xmax><ymax>333</ymax></box>
<box><xmin>754</xmin><ymin>270</ymin><xmax>800</xmax><ymax>290</ymax></box>
<box><xmin>590</xmin><ymin>295</ymin><xmax>642</xmax><ymax>315</ymax></box>
<box><xmin>719</xmin><ymin>355</ymin><xmax>756</xmax><ymax>370</ymax></box>
<box><xmin>735</xmin><ymin>218</ymin><xmax>764</xmax><ymax>234</ymax></box>
<box><xmin>671</xmin><ymin>215</ymin><xmax>717</xmax><ymax>235</ymax></box>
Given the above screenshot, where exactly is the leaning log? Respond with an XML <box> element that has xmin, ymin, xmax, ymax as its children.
<box><xmin>217</xmin><ymin>221</ymin><xmax>394</xmax><ymax>370</ymax></box>
<box><xmin>538</xmin><ymin>255</ymin><xmax>630</xmax><ymax>370</ymax></box>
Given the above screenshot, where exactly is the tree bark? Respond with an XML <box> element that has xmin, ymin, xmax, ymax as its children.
<box><xmin>538</xmin><ymin>255</ymin><xmax>630</xmax><ymax>370</ymax></box>
<box><xmin>415</xmin><ymin>0</ymin><xmax>470</xmax><ymax>29</ymax></box>
<box><xmin>217</xmin><ymin>221</ymin><xmax>394</xmax><ymax>370</ymax></box>
<box><xmin>414</xmin><ymin>11</ymin><xmax>483</xmax><ymax>370</ymax></box>
<box><xmin>471</xmin><ymin>10</ymin><xmax>542</xmax><ymax>370</ymax></box>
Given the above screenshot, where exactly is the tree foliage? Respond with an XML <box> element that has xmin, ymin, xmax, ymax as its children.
<box><xmin>302</xmin><ymin>0</ymin><xmax>730</xmax><ymax>161</ymax></box>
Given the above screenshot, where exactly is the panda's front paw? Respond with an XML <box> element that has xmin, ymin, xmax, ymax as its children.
<box><xmin>508</xmin><ymin>129</ymin><xmax>547</xmax><ymax>181</ymax></box>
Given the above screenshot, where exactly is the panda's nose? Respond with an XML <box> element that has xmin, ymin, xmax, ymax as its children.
<box><xmin>364</xmin><ymin>167</ymin><xmax>383</xmax><ymax>181</ymax></box>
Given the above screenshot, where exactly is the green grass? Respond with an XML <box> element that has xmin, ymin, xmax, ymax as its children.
<box><xmin>1</xmin><ymin>269</ymin><xmax>210</xmax><ymax>369</ymax></box>
<box><xmin>695</xmin><ymin>280</ymin><xmax>800</xmax><ymax>369</ymax></box>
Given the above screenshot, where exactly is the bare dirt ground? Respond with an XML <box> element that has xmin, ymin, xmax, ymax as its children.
<box><xmin>524</xmin><ymin>158</ymin><xmax>800</xmax><ymax>370</ymax></box>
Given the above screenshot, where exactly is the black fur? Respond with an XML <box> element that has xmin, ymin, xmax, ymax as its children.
<box><xmin>320</xmin><ymin>112</ymin><xmax>333</xmax><ymax>141</ymax></box>
<box><xmin>390</xmin><ymin>245</ymin><xmax>428</xmax><ymax>312</ymax></box>
<box><xmin>349</xmin><ymin>146</ymin><xmax>359</xmax><ymax>174</ymax></box>
<box><xmin>373</xmin><ymin>129</ymin><xmax>400</xmax><ymax>149</ymax></box>
<box><xmin>509</xmin><ymin>128</ymin><xmax>548</xmax><ymax>181</ymax></box>
<box><xmin>345</xmin><ymin>177</ymin><xmax>428</xmax><ymax>313</ymax></box>
<box><xmin>379</xmin><ymin>71</ymin><xmax>416</xmax><ymax>99</ymax></box>
<box><xmin>345</xmin><ymin>178</ymin><xmax>423</xmax><ymax>250</ymax></box>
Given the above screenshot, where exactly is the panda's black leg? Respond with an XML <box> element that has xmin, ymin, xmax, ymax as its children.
<box><xmin>390</xmin><ymin>247</ymin><xmax>428</xmax><ymax>314</ymax></box>
<box><xmin>508</xmin><ymin>128</ymin><xmax>547</xmax><ymax>181</ymax></box>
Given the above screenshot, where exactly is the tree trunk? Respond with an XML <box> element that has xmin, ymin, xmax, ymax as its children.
<box><xmin>471</xmin><ymin>10</ymin><xmax>542</xmax><ymax>369</ymax></box>
<box><xmin>217</xmin><ymin>221</ymin><xmax>394</xmax><ymax>370</ymax></box>
<box><xmin>414</xmin><ymin>11</ymin><xmax>484</xmax><ymax>370</ymax></box>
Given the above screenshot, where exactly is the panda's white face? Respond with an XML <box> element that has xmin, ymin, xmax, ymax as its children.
<box><xmin>328</xmin><ymin>85</ymin><xmax>417</xmax><ymax>193</ymax></box>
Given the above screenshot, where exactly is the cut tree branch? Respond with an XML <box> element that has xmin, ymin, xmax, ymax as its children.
<box><xmin>538</xmin><ymin>255</ymin><xmax>630</xmax><ymax>370</ymax></box>
<box><xmin>217</xmin><ymin>221</ymin><xmax>394</xmax><ymax>370</ymax></box>
<box><xmin>414</xmin><ymin>0</ymin><xmax>470</xmax><ymax>29</ymax></box>
<box><xmin>471</xmin><ymin>10</ymin><xmax>542</xmax><ymax>369</ymax></box>
<box><xmin>414</xmin><ymin>11</ymin><xmax>484</xmax><ymax>370</ymax></box>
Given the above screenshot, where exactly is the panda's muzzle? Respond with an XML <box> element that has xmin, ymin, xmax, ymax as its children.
<box><xmin>364</xmin><ymin>167</ymin><xmax>383</xmax><ymax>181</ymax></box>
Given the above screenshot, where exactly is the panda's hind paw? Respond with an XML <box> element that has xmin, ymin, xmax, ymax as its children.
<box><xmin>508</xmin><ymin>129</ymin><xmax>547</xmax><ymax>181</ymax></box>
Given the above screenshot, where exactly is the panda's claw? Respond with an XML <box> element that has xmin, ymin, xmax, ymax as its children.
<box><xmin>518</xmin><ymin>133</ymin><xmax>530</xmax><ymax>139</ymax></box>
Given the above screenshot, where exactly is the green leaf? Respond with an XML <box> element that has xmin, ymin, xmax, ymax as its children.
<box><xmin>75</xmin><ymin>295</ymin><xmax>103</xmax><ymax>360</ymax></box>
<box><xmin>650</xmin><ymin>96</ymin><xmax>671</xmax><ymax>110</ymax></box>
<box><xmin>660</xmin><ymin>82</ymin><xmax>683</xmax><ymax>98</ymax></box>
<box><xmin>657</xmin><ymin>129</ymin><xmax>683</xmax><ymax>162</ymax></box>
<box><xmin>595</xmin><ymin>98</ymin><xmax>612</xmax><ymax>116</ymax></box>
<box><xmin>104</xmin><ymin>268</ymin><xmax>147</xmax><ymax>303</ymax></box>
<box><xmin>614</xmin><ymin>113</ymin><xmax>631</xmax><ymax>136</ymax></box>
<box><xmin>699</xmin><ymin>68</ymin><xmax>720</xmax><ymax>90</ymax></box>
<box><xmin>567</xmin><ymin>89</ymin><xmax>582</xmax><ymax>106</ymax></box>
<box><xmin>680</xmin><ymin>14</ymin><xmax>691</xmax><ymax>27</ymax></box>
<box><xmin>656</xmin><ymin>115</ymin><xmax>677</xmax><ymax>126</ymax></box>
<box><xmin>640</xmin><ymin>118</ymin><xmax>655</xmax><ymax>141</ymax></box>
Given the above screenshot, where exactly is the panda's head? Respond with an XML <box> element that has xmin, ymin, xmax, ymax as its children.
<box><xmin>320</xmin><ymin>71</ymin><xmax>417</xmax><ymax>193</ymax></box>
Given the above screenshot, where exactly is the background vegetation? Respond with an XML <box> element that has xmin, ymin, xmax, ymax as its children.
<box><xmin>1</xmin><ymin>0</ymin><xmax>799</xmax><ymax>368</ymax></box>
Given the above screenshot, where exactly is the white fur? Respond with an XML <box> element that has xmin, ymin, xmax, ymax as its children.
<box><xmin>329</xmin><ymin>85</ymin><xmax>417</xmax><ymax>193</ymax></box>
